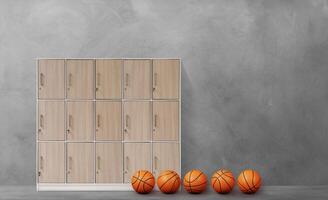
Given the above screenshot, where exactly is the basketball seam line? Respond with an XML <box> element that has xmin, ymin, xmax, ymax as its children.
<box><xmin>132</xmin><ymin>176</ymin><xmax>154</xmax><ymax>188</ymax></box>
<box><xmin>159</xmin><ymin>173</ymin><xmax>178</xmax><ymax>190</ymax></box>
<box><xmin>169</xmin><ymin>176</ymin><xmax>179</xmax><ymax>193</ymax></box>
<box><xmin>188</xmin><ymin>170</ymin><xmax>193</xmax><ymax>193</ymax></box>
<box><xmin>189</xmin><ymin>172</ymin><xmax>204</xmax><ymax>184</ymax></box>
<box><xmin>213</xmin><ymin>172</ymin><xmax>234</xmax><ymax>191</ymax></box>
<box><xmin>242</xmin><ymin>171</ymin><xmax>253</xmax><ymax>193</ymax></box>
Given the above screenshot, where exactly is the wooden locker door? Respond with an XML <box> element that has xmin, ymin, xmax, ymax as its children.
<box><xmin>123</xmin><ymin>60</ymin><xmax>151</xmax><ymax>99</ymax></box>
<box><xmin>67</xmin><ymin>101</ymin><xmax>93</xmax><ymax>141</ymax></box>
<box><xmin>38</xmin><ymin>59</ymin><xmax>65</xmax><ymax>99</ymax></box>
<box><xmin>152</xmin><ymin>143</ymin><xmax>180</xmax><ymax>177</ymax></box>
<box><xmin>96</xmin><ymin>101</ymin><xmax>122</xmax><ymax>140</ymax></box>
<box><xmin>153</xmin><ymin>101</ymin><xmax>179</xmax><ymax>141</ymax></box>
<box><xmin>67</xmin><ymin>143</ymin><xmax>94</xmax><ymax>183</ymax></box>
<box><xmin>123</xmin><ymin>101</ymin><xmax>151</xmax><ymax>141</ymax></box>
<box><xmin>124</xmin><ymin>143</ymin><xmax>151</xmax><ymax>183</ymax></box>
<box><xmin>96</xmin><ymin>143</ymin><xmax>123</xmax><ymax>183</ymax></box>
<box><xmin>96</xmin><ymin>59</ymin><xmax>122</xmax><ymax>99</ymax></box>
<box><xmin>38</xmin><ymin>101</ymin><xmax>65</xmax><ymax>140</ymax></box>
<box><xmin>153</xmin><ymin>59</ymin><xmax>180</xmax><ymax>99</ymax></box>
<box><xmin>66</xmin><ymin>60</ymin><xmax>94</xmax><ymax>99</ymax></box>
<box><xmin>38</xmin><ymin>142</ymin><xmax>65</xmax><ymax>183</ymax></box>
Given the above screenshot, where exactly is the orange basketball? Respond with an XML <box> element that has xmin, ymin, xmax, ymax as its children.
<box><xmin>237</xmin><ymin>169</ymin><xmax>261</xmax><ymax>194</ymax></box>
<box><xmin>211</xmin><ymin>169</ymin><xmax>235</xmax><ymax>193</ymax></box>
<box><xmin>131</xmin><ymin>170</ymin><xmax>155</xmax><ymax>194</ymax></box>
<box><xmin>183</xmin><ymin>169</ymin><xmax>207</xmax><ymax>193</ymax></box>
<box><xmin>157</xmin><ymin>170</ymin><xmax>181</xmax><ymax>193</ymax></box>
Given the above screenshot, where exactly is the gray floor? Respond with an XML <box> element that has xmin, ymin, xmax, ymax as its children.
<box><xmin>0</xmin><ymin>186</ymin><xmax>327</xmax><ymax>200</ymax></box>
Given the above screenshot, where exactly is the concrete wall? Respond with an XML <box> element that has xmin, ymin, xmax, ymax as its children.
<box><xmin>1</xmin><ymin>0</ymin><xmax>328</xmax><ymax>185</ymax></box>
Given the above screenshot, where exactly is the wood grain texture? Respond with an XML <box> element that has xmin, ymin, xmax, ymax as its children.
<box><xmin>67</xmin><ymin>143</ymin><xmax>94</xmax><ymax>183</ymax></box>
<box><xmin>38</xmin><ymin>142</ymin><xmax>65</xmax><ymax>183</ymax></box>
<box><xmin>96</xmin><ymin>101</ymin><xmax>122</xmax><ymax>140</ymax></box>
<box><xmin>66</xmin><ymin>101</ymin><xmax>94</xmax><ymax>141</ymax></box>
<box><xmin>66</xmin><ymin>60</ymin><xmax>94</xmax><ymax>99</ymax></box>
<box><xmin>38</xmin><ymin>101</ymin><xmax>65</xmax><ymax>141</ymax></box>
<box><xmin>96</xmin><ymin>143</ymin><xmax>123</xmax><ymax>183</ymax></box>
<box><xmin>96</xmin><ymin>59</ymin><xmax>122</xmax><ymax>99</ymax></box>
<box><xmin>153</xmin><ymin>101</ymin><xmax>179</xmax><ymax>141</ymax></box>
<box><xmin>152</xmin><ymin>143</ymin><xmax>180</xmax><ymax>177</ymax></box>
<box><xmin>123</xmin><ymin>101</ymin><xmax>151</xmax><ymax>141</ymax></box>
<box><xmin>123</xmin><ymin>60</ymin><xmax>151</xmax><ymax>99</ymax></box>
<box><xmin>153</xmin><ymin>59</ymin><xmax>180</xmax><ymax>99</ymax></box>
<box><xmin>38</xmin><ymin>59</ymin><xmax>65</xmax><ymax>99</ymax></box>
<box><xmin>123</xmin><ymin>143</ymin><xmax>151</xmax><ymax>183</ymax></box>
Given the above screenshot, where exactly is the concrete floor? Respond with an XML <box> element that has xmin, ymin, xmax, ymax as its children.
<box><xmin>0</xmin><ymin>186</ymin><xmax>327</xmax><ymax>200</ymax></box>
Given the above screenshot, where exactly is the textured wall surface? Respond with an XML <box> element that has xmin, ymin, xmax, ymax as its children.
<box><xmin>1</xmin><ymin>0</ymin><xmax>328</xmax><ymax>185</ymax></box>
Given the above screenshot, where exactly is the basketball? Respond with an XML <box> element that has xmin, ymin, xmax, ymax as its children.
<box><xmin>237</xmin><ymin>169</ymin><xmax>261</xmax><ymax>194</ymax></box>
<box><xmin>157</xmin><ymin>170</ymin><xmax>181</xmax><ymax>194</ymax></box>
<box><xmin>183</xmin><ymin>169</ymin><xmax>207</xmax><ymax>193</ymax></box>
<box><xmin>211</xmin><ymin>169</ymin><xmax>235</xmax><ymax>193</ymax></box>
<box><xmin>131</xmin><ymin>170</ymin><xmax>155</xmax><ymax>194</ymax></box>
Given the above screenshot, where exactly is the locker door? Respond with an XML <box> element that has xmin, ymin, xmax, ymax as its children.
<box><xmin>153</xmin><ymin>101</ymin><xmax>179</xmax><ymax>141</ymax></box>
<box><xmin>38</xmin><ymin>101</ymin><xmax>65</xmax><ymax>140</ymax></box>
<box><xmin>124</xmin><ymin>143</ymin><xmax>151</xmax><ymax>183</ymax></box>
<box><xmin>38</xmin><ymin>59</ymin><xmax>65</xmax><ymax>99</ymax></box>
<box><xmin>95</xmin><ymin>101</ymin><xmax>122</xmax><ymax>141</ymax></box>
<box><xmin>153</xmin><ymin>59</ymin><xmax>180</xmax><ymax>99</ymax></box>
<box><xmin>38</xmin><ymin>142</ymin><xmax>65</xmax><ymax>183</ymax></box>
<box><xmin>66</xmin><ymin>101</ymin><xmax>93</xmax><ymax>141</ymax></box>
<box><xmin>123</xmin><ymin>60</ymin><xmax>151</xmax><ymax>99</ymax></box>
<box><xmin>67</xmin><ymin>143</ymin><xmax>94</xmax><ymax>183</ymax></box>
<box><xmin>123</xmin><ymin>101</ymin><xmax>151</xmax><ymax>141</ymax></box>
<box><xmin>66</xmin><ymin>60</ymin><xmax>94</xmax><ymax>99</ymax></box>
<box><xmin>96</xmin><ymin>59</ymin><xmax>122</xmax><ymax>99</ymax></box>
<box><xmin>96</xmin><ymin>143</ymin><xmax>123</xmax><ymax>183</ymax></box>
<box><xmin>152</xmin><ymin>143</ymin><xmax>180</xmax><ymax>177</ymax></box>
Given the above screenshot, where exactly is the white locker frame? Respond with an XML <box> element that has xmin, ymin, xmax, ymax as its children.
<box><xmin>36</xmin><ymin>58</ymin><xmax>181</xmax><ymax>191</ymax></box>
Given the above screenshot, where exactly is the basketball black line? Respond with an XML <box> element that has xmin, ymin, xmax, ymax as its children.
<box><xmin>189</xmin><ymin>172</ymin><xmax>204</xmax><ymax>184</ymax></box>
<box><xmin>211</xmin><ymin>177</ymin><xmax>219</xmax><ymax>188</ymax></box>
<box><xmin>169</xmin><ymin>175</ymin><xmax>179</xmax><ymax>193</ymax></box>
<box><xmin>133</xmin><ymin>171</ymin><xmax>141</xmax><ymax>190</ymax></box>
<box><xmin>237</xmin><ymin>180</ymin><xmax>250</xmax><ymax>192</ymax></box>
<box><xmin>188</xmin><ymin>170</ymin><xmax>194</xmax><ymax>193</ymax></box>
<box><xmin>216</xmin><ymin>171</ymin><xmax>234</xmax><ymax>179</ymax></box>
<box><xmin>132</xmin><ymin>171</ymin><xmax>141</xmax><ymax>184</ymax></box>
<box><xmin>188</xmin><ymin>180</ymin><xmax>207</xmax><ymax>187</ymax></box>
<box><xmin>214</xmin><ymin>171</ymin><xmax>234</xmax><ymax>181</ymax></box>
<box><xmin>242</xmin><ymin>171</ymin><xmax>253</xmax><ymax>193</ymax></box>
<box><xmin>220</xmin><ymin>175</ymin><xmax>233</xmax><ymax>191</ymax></box>
<box><xmin>158</xmin><ymin>171</ymin><xmax>175</xmax><ymax>180</ymax></box>
<box><xmin>132</xmin><ymin>176</ymin><xmax>154</xmax><ymax>188</ymax></box>
<box><xmin>251</xmin><ymin>170</ymin><xmax>255</xmax><ymax>190</ymax></box>
<box><xmin>159</xmin><ymin>173</ymin><xmax>177</xmax><ymax>190</ymax></box>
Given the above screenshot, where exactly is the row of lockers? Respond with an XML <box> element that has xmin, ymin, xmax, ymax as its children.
<box><xmin>38</xmin><ymin>142</ymin><xmax>180</xmax><ymax>183</ymax></box>
<box><xmin>38</xmin><ymin>101</ymin><xmax>179</xmax><ymax>141</ymax></box>
<box><xmin>38</xmin><ymin>59</ymin><xmax>180</xmax><ymax>99</ymax></box>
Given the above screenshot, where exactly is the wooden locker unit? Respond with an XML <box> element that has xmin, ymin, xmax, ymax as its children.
<box><xmin>66</xmin><ymin>60</ymin><xmax>94</xmax><ymax>99</ymax></box>
<box><xmin>38</xmin><ymin>142</ymin><xmax>65</xmax><ymax>183</ymax></box>
<box><xmin>96</xmin><ymin>143</ymin><xmax>123</xmax><ymax>183</ymax></box>
<box><xmin>153</xmin><ymin>101</ymin><xmax>179</xmax><ymax>141</ymax></box>
<box><xmin>67</xmin><ymin>143</ymin><xmax>94</xmax><ymax>183</ymax></box>
<box><xmin>38</xmin><ymin>101</ymin><xmax>65</xmax><ymax>140</ymax></box>
<box><xmin>123</xmin><ymin>101</ymin><xmax>151</xmax><ymax>141</ymax></box>
<box><xmin>123</xmin><ymin>143</ymin><xmax>151</xmax><ymax>183</ymax></box>
<box><xmin>95</xmin><ymin>101</ymin><xmax>122</xmax><ymax>140</ymax></box>
<box><xmin>66</xmin><ymin>101</ymin><xmax>94</xmax><ymax>141</ymax></box>
<box><xmin>96</xmin><ymin>59</ymin><xmax>122</xmax><ymax>99</ymax></box>
<box><xmin>38</xmin><ymin>59</ymin><xmax>65</xmax><ymax>99</ymax></box>
<box><xmin>37</xmin><ymin>58</ymin><xmax>181</xmax><ymax>191</ymax></box>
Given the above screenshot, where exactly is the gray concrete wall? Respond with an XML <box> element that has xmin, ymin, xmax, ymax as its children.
<box><xmin>0</xmin><ymin>0</ymin><xmax>328</xmax><ymax>185</ymax></box>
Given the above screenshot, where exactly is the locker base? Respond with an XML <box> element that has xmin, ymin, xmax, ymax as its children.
<box><xmin>37</xmin><ymin>183</ymin><xmax>133</xmax><ymax>191</ymax></box>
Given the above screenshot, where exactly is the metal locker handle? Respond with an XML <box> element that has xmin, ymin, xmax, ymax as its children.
<box><xmin>125</xmin><ymin>73</ymin><xmax>129</xmax><ymax>87</ymax></box>
<box><xmin>40</xmin><ymin>73</ymin><xmax>45</xmax><ymax>87</ymax></box>
<box><xmin>154</xmin><ymin>156</ymin><xmax>158</xmax><ymax>170</ymax></box>
<box><xmin>97</xmin><ymin>114</ymin><xmax>101</xmax><ymax>128</ymax></box>
<box><xmin>39</xmin><ymin>114</ymin><xmax>44</xmax><ymax>129</ymax></box>
<box><xmin>68</xmin><ymin>73</ymin><xmax>73</xmax><ymax>87</ymax></box>
<box><xmin>96</xmin><ymin>73</ymin><xmax>100</xmax><ymax>91</ymax></box>
<box><xmin>97</xmin><ymin>156</ymin><xmax>101</xmax><ymax>171</ymax></box>
<box><xmin>40</xmin><ymin>156</ymin><xmax>44</xmax><ymax>170</ymax></box>
<box><xmin>125</xmin><ymin>156</ymin><xmax>129</xmax><ymax>173</ymax></box>
<box><xmin>68</xmin><ymin>156</ymin><xmax>73</xmax><ymax>170</ymax></box>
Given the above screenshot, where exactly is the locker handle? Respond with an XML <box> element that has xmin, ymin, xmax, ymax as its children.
<box><xmin>97</xmin><ymin>115</ymin><xmax>101</xmax><ymax>128</ymax></box>
<box><xmin>97</xmin><ymin>156</ymin><xmax>101</xmax><ymax>170</ymax></box>
<box><xmin>96</xmin><ymin>73</ymin><xmax>100</xmax><ymax>91</ymax></box>
<box><xmin>40</xmin><ymin>156</ymin><xmax>44</xmax><ymax>170</ymax></box>
<box><xmin>154</xmin><ymin>114</ymin><xmax>158</xmax><ymax>129</ymax></box>
<box><xmin>40</xmin><ymin>73</ymin><xmax>45</xmax><ymax>87</ymax></box>
<box><xmin>154</xmin><ymin>73</ymin><xmax>158</xmax><ymax>86</ymax></box>
<box><xmin>125</xmin><ymin>73</ymin><xmax>129</xmax><ymax>87</ymax></box>
<box><xmin>68</xmin><ymin>156</ymin><xmax>73</xmax><ymax>170</ymax></box>
<box><xmin>125</xmin><ymin>156</ymin><xmax>129</xmax><ymax>172</ymax></box>
<box><xmin>39</xmin><ymin>114</ymin><xmax>44</xmax><ymax>129</ymax></box>
<box><xmin>154</xmin><ymin>156</ymin><xmax>158</xmax><ymax>170</ymax></box>
<box><xmin>124</xmin><ymin>115</ymin><xmax>130</xmax><ymax>133</ymax></box>
<box><xmin>68</xmin><ymin>73</ymin><xmax>73</xmax><ymax>87</ymax></box>
<box><xmin>68</xmin><ymin>115</ymin><xmax>73</xmax><ymax>129</ymax></box>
